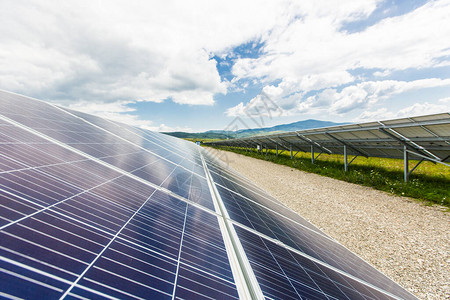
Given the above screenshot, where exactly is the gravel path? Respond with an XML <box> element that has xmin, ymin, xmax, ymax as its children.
<box><xmin>210</xmin><ymin>149</ymin><xmax>449</xmax><ymax>300</ymax></box>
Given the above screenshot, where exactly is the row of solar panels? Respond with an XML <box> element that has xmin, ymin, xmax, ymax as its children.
<box><xmin>206</xmin><ymin>113</ymin><xmax>450</xmax><ymax>164</ymax></box>
<box><xmin>0</xmin><ymin>90</ymin><xmax>417</xmax><ymax>299</ymax></box>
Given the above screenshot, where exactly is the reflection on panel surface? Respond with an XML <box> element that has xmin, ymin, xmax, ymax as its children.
<box><xmin>0</xmin><ymin>90</ymin><xmax>415</xmax><ymax>299</ymax></box>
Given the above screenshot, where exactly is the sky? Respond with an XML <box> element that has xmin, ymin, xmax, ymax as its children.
<box><xmin>1</xmin><ymin>0</ymin><xmax>450</xmax><ymax>132</ymax></box>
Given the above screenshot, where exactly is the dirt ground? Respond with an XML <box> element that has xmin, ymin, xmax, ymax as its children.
<box><xmin>210</xmin><ymin>148</ymin><xmax>449</xmax><ymax>300</ymax></box>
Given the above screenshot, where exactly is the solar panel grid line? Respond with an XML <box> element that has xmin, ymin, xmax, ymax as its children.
<box><xmin>52</xmin><ymin>104</ymin><xmax>208</xmax><ymax>182</ymax></box>
<box><xmin>237</xmin><ymin>227</ymin><xmax>369</xmax><ymax>300</ymax></box>
<box><xmin>202</xmin><ymin>156</ymin><xmax>272</xmax><ymax>196</ymax></box>
<box><xmin>82</xmin><ymin>112</ymin><xmax>205</xmax><ymax>174</ymax></box>
<box><xmin>0</xmin><ymin>153</ymin><xmax>91</xmax><ymax>175</ymax></box>
<box><xmin>256</xmin><ymin>235</ymin><xmax>305</xmax><ymax>299</ymax></box>
<box><xmin>58</xmin><ymin>187</ymin><xmax>158</xmax><ymax>299</ymax></box>
<box><xmin>168</xmin><ymin>201</ymin><xmax>240</xmax><ymax>298</ymax></box>
<box><xmin>10</xmin><ymin>219</ymin><xmax>101</xmax><ymax>258</ymax></box>
<box><xmin>0</xmin><ymin>148</ymin><xmax>144</xmax><ymax>176</ymax></box>
<box><xmin>0</xmin><ymin>113</ymin><xmax>215</xmax><ymax>216</ymax></box>
<box><xmin>1</xmin><ymin>173</ymin><xmax>81</xmax><ymax>211</ymax></box>
<box><xmin>215</xmin><ymin>189</ymin><xmax>346</xmax><ymax>298</ymax></box>
<box><xmin>0</xmin><ymin>267</ymin><xmax>65</xmax><ymax>294</ymax></box>
<box><xmin>206</xmin><ymin>165</ymin><xmax>315</xmax><ymax>222</ymax></box>
<box><xmin>0</xmin><ymin>188</ymin><xmax>117</xmax><ymax>241</ymax></box>
<box><xmin>0</xmin><ymin>237</ymin><xmax>87</xmax><ymax>280</ymax></box>
<box><xmin>88</xmin><ymin>264</ymin><xmax>173</xmax><ymax>298</ymax></box>
<box><xmin>0</xmin><ymin>188</ymin><xmax>193</xmax><ymax>284</ymax></box>
<box><xmin>2</xmin><ymin>185</ymin><xmax>193</xmax><ymax>298</ymax></box>
<box><xmin>178</xmin><ymin>260</ymin><xmax>236</xmax><ymax>290</ymax></box>
<box><xmin>120</xmin><ymin>206</ymin><xmax>221</xmax><ymax>259</ymax></box>
<box><xmin>175</xmin><ymin>261</ymin><xmax>238</xmax><ymax>298</ymax></box>
<box><xmin>175</xmin><ymin>275</ymin><xmax>236</xmax><ymax>300</ymax></box>
<box><xmin>0</xmin><ymin>171</ymin><xmax>126</xmax><ymax>231</ymax></box>
<box><xmin>71</xmin><ymin>192</ymin><xmax>239</xmax><ymax>298</ymax></box>
<box><xmin>72</xmin><ymin>278</ymin><xmax>133</xmax><ymax>300</ymax></box>
<box><xmin>2</xmin><ymin>167</ymin><xmax>146</xmax><ymax>226</ymax></box>
<box><xmin>1</xmin><ymin>223</ymin><xmax>97</xmax><ymax>271</ymax></box>
<box><xmin>214</xmin><ymin>184</ymin><xmax>386</xmax><ymax>296</ymax></box>
<box><xmin>232</xmin><ymin>221</ymin><xmax>415</xmax><ymax>300</ymax></box>
<box><xmin>0</xmin><ymin>258</ymin><xmax>76</xmax><ymax>299</ymax></box>
<box><xmin>210</xmin><ymin>177</ymin><xmax>331</xmax><ymax>240</ymax></box>
<box><xmin>199</xmin><ymin>151</ymin><xmax>264</xmax><ymax>300</ymax></box>
<box><xmin>98</xmin><ymin>255</ymin><xmax>174</xmax><ymax>287</ymax></box>
<box><xmin>171</xmin><ymin>199</ymin><xmax>189</xmax><ymax>299</ymax></box>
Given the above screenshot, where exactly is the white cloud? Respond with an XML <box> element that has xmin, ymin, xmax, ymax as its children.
<box><xmin>66</xmin><ymin>100</ymin><xmax>155</xmax><ymax>130</ymax></box>
<box><xmin>356</xmin><ymin>97</ymin><xmax>450</xmax><ymax>122</ymax></box>
<box><xmin>65</xmin><ymin>100</ymin><xmax>194</xmax><ymax>132</ymax></box>
<box><xmin>0</xmin><ymin>0</ymin><xmax>294</xmax><ymax>108</ymax></box>
<box><xmin>373</xmin><ymin>70</ymin><xmax>391</xmax><ymax>77</ymax></box>
<box><xmin>234</xmin><ymin>0</ymin><xmax>450</xmax><ymax>80</ymax></box>
<box><xmin>2</xmin><ymin>0</ymin><xmax>450</xmax><ymax>130</ymax></box>
<box><xmin>230</xmin><ymin>0</ymin><xmax>450</xmax><ymax>119</ymax></box>
<box><xmin>330</xmin><ymin>78</ymin><xmax>450</xmax><ymax>114</ymax></box>
<box><xmin>225</xmin><ymin>91</ymin><xmax>284</xmax><ymax>118</ymax></box>
<box><xmin>227</xmin><ymin>78</ymin><xmax>450</xmax><ymax>118</ymax></box>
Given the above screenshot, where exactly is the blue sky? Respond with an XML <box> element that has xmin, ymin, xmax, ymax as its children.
<box><xmin>1</xmin><ymin>0</ymin><xmax>449</xmax><ymax>132</ymax></box>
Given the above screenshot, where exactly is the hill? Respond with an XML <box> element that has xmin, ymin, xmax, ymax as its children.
<box><xmin>163</xmin><ymin>119</ymin><xmax>348</xmax><ymax>140</ymax></box>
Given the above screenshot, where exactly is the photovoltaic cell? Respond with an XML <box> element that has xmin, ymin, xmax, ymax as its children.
<box><xmin>0</xmin><ymin>90</ymin><xmax>416</xmax><ymax>299</ymax></box>
<box><xmin>203</xmin><ymin>153</ymin><xmax>415</xmax><ymax>299</ymax></box>
<box><xmin>234</xmin><ymin>225</ymin><xmax>411</xmax><ymax>300</ymax></box>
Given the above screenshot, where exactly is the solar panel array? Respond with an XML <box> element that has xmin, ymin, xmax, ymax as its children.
<box><xmin>0</xmin><ymin>90</ymin><xmax>417</xmax><ymax>299</ymax></box>
<box><xmin>207</xmin><ymin>113</ymin><xmax>450</xmax><ymax>164</ymax></box>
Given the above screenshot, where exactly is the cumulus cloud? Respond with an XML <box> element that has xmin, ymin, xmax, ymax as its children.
<box><xmin>0</xmin><ymin>0</ymin><xmax>294</xmax><ymax>106</ymax></box>
<box><xmin>65</xmin><ymin>101</ymin><xmax>193</xmax><ymax>132</ymax></box>
<box><xmin>356</xmin><ymin>97</ymin><xmax>450</xmax><ymax>122</ymax></box>
<box><xmin>233</xmin><ymin>0</ymin><xmax>450</xmax><ymax>80</ymax></box>
<box><xmin>66</xmin><ymin>101</ymin><xmax>155</xmax><ymax>130</ymax></box>
<box><xmin>330</xmin><ymin>78</ymin><xmax>450</xmax><ymax>114</ymax></box>
<box><xmin>2</xmin><ymin>0</ymin><xmax>450</xmax><ymax>130</ymax></box>
<box><xmin>227</xmin><ymin>78</ymin><xmax>450</xmax><ymax>118</ymax></box>
<box><xmin>229</xmin><ymin>0</ymin><xmax>450</xmax><ymax>119</ymax></box>
<box><xmin>0</xmin><ymin>1</ymin><xmax>229</xmax><ymax>106</ymax></box>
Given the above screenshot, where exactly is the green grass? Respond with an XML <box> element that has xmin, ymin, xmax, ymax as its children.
<box><xmin>209</xmin><ymin>146</ymin><xmax>450</xmax><ymax>207</ymax></box>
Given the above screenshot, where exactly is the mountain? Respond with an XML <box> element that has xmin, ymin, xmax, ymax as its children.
<box><xmin>163</xmin><ymin>119</ymin><xmax>349</xmax><ymax>140</ymax></box>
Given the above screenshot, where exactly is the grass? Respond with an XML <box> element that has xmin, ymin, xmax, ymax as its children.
<box><xmin>209</xmin><ymin>146</ymin><xmax>450</xmax><ymax>208</ymax></box>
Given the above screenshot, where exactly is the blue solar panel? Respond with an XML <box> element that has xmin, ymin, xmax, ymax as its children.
<box><xmin>234</xmin><ymin>225</ymin><xmax>411</xmax><ymax>300</ymax></box>
<box><xmin>0</xmin><ymin>90</ymin><xmax>416</xmax><ymax>299</ymax></box>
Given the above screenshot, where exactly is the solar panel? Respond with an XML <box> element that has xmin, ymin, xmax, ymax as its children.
<box><xmin>207</xmin><ymin>112</ymin><xmax>450</xmax><ymax>182</ymax></box>
<box><xmin>212</xmin><ymin>113</ymin><xmax>450</xmax><ymax>161</ymax></box>
<box><xmin>0</xmin><ymin>90</ymin><xmax>417</xmax><ymax>299</ymax></box>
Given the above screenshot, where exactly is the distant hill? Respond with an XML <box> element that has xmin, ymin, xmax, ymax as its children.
<box><xmin>163</xmin><ymin>119</ymin><xmax>349</xmax><ymax>140</ymax></box>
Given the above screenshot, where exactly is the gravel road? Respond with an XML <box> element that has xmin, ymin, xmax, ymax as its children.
<box><xmin>209</xmin><ymin>148</ymin><xmax>449</xmax><ymax>300</ymax></box>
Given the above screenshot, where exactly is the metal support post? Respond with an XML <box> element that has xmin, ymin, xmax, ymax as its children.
<box><xmin>290</xmin><ymin>145</ymin><xmax>293</xmax><ymax>159</ymax></box>
<box><xmin>276</xmin><ymin>145</ymin><xmax>278</xmax><ymax>156</ymax></box>
<box><xmin>344</xmin><ymin>145</ymin><xmax>348</xmax><ymax>172</ymax></box>
<box><xmin>311</xmin><ymin>145</ymin><xmax>315</xmax><ymax>164</ymax></box>
<box><xmin>404</xmin><ymin>145</ymin><xmax>409</xmax><ymax>182</ymax></box>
